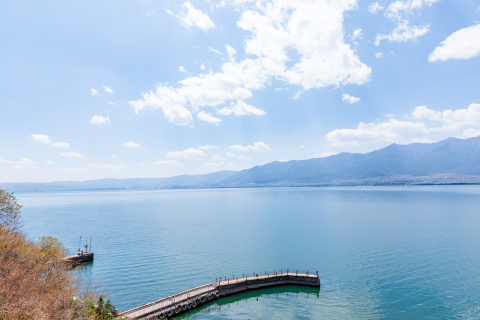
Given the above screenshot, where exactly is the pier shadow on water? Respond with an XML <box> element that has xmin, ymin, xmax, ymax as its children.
<box><xmin>175</xmin><ymin>285</ymin><xmax>320</xmax><ymax>320</ymax></box>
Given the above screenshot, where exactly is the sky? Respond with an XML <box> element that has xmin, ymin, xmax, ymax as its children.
<box><xmin>1</xmin><ymin>0</ymin><xmax>480</xmax><ymax>183</ymax></box>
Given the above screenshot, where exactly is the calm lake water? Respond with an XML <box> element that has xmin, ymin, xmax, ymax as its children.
<box><xmin>17</xmin><ymin>186</ymin><xmax>480</xmax><ymax>319</ymax></box>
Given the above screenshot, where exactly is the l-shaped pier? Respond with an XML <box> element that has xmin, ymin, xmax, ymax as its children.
<box><xmin>117</xmin><ymin>270</ymin><xmax>320</xmax><ymax>319</ymax></box>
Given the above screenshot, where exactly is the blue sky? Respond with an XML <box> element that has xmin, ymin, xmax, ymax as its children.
<box><xmin>1</xmin><ymin>0</ymin><xmax>480</xmax><ymax>182</ymax></box>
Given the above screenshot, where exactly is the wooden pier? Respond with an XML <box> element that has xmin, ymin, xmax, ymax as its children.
<box><xmin>117</xmin><ymin>270</ymin><xmax>320</xmax><ymax>320</ymax></box>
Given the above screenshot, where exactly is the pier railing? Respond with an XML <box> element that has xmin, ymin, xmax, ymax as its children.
<box><xmin>215</xmin><ymin>269</ymin><xmax>319</xmax><ymax>285</ymax></box>
<box><xmin>118</xmin><ymin>281</ymin><xmax>217</xmax><ymax>318</ymax></box>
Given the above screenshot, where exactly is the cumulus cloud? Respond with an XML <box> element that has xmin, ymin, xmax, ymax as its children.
<box><xmin>176</xmin><ymin>1</ymin><xmax>215</xmax><ymax>31</ymax></box>
<box><xmin>90</xmin><ymin>115</ymin><xmax>111</xmax><ymax>125</ymax></box>
<box><xmin>429</xmin><ymin>24</ymin><xmax>480</xmax><ymax>62</ymax></box>
<box><xmin>31</xmin><ymin>134</ymin><xmax>51</xmax><ymax>144</ymax></box>
<box><xmin>412</xmin><ymin>105</ymin><xmax>441</xmax><ymax>121</ymax></box>
<box><xmin>61</xmin><ymin>152</ymin><xmax>84</xmax><ymax>158</ymax></box>
<box><xmin>154</xmin><ymin>160</ymin><xmax>183</xmax><ymax>167</ymax></box>
<box><xmin>197</xmin><ymin>111</ymin><xmax>222</xmax><ymax>125</ymax></box>
<box><xmin>342</xmin><ymin>93</ymin><xmax>361</xmax><ymax>104</ymax></box>
<box><xmin>198</xmin><ymin>145</ymin><xmax>220</xmax><ymax>150</ymax></box>
<box><xmin>128</xmin><ymin>84</ymin><xmax>193</xmax><ymax>126</ymax></box>
<box><xmin>123</xmin><ymin>141</ymin><xmax>141</xmax><ymax>148</ymax></box>
<box><xmin>91</xmin><ymin>88</ymin><xmax>99</xmax><ymax>96</ymax></box>
<box><xmin>167</xmin><ymin>148</ymin><xmax>205</xmax><ymax>159</ymax></box>
<box><xmin>200</xmin><ymin>64</ymin><xmax>206</xmax><ymax>70</ymax></box>
<box><xmin>375</xmin><ymin>52</ymin><xmax>384</xmax><ymax>59</ymax></box>
<box><xmin>131</xmin><ymin>0</ymin><xmax>371</xmax><ymax>125</ymax></box>
<box><xmin>459</xmin><ymin>128</ymin><xmax>480</xmax><ymax>139</ymax></box>
<box><xmin>217</xmin><ymin>100</ymin><xmax>266</xmax><ymax>116</ymax></box>
<box><xmin>326</xmin><ymin>119</ymin><xmax>429</xmax><ymax>147</ymax></box>
<box><xmin>230</xmin><ymin>141</ymin><xmax>272</xmax><ymax>152</ymax></box>
<box><xmin>375</xmin><ymin>0</ymin><xmax>440</xmax><ymax>46</ymax></box>
<box><xmin>413</xmin><ymin>104</ymin><xmax>480</xmax><ymax>131</ymax></box>
<box><xmin>51</xmin><ymin>142</ymin><xmax>70</xmax><ymax>149</ymax></box>
<box><xmin>327</xmin><ymin>103</ymin><xmax>480</xmax><ymax>147</ymax></box>
<box><xmin>368</xmin><ymin>2</ymin><xmax>384</xmax><ymax>13</ymax></box>
<box><xmin>212</xmin><ymin>154</ymin><xmax>225</xmax><ymax>161</ymax></box>
<box><xmin>103</xmin><ymin>86</ymin><xmax>114</xmax><ymax>93</ymax></box>
<box><xmin>179</xmin><ymin>66</ymin><xmax>187</xmax><ymax>73</ymax></box>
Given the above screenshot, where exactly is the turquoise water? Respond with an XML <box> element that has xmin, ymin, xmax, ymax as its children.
<box><xmin>17</xmin><ymin>186</ymin><xmax>480</xmax><ymax>319</ymax></box>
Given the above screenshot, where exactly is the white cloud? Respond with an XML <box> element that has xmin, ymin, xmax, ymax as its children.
<box><xmin>212</xmin><ymin>154</ymin><xmax>225</xmax><ymax>161</ymax></box>
<box><xmin>91</xmin><ymin>88</ymin><xmax>99</xmax><ymax>96</ymax></box>
<box><xmin>200</xmin><ymin>64</ymin><xmax>206</xmax><ymax>70</ymax></box>
<box><xmin>375</xmin><ymin>21</ymin><xmax>430</xmax><ymax>46</ymax></box>
<box><xmin>217</xmin><ymin>100</ymin><xmax>266</xmax><ymax>116</ymax></box>
<box><xmin>459</xmin><ymin>128</ymin><xmax>480</xmax><ymax>139</ymax></box>
<box><xmin>299</xmin><ymin>145</ymin><xmax>304</xmax><ymax>148</ymax></box>
<box><xmin>154</xmin><ymin>160</ymin><xmax>183</xmax><ymax>168</ymax></box>
<box><xmin>90</xmin><ymin>115</ymin><xmax>111</xmax><ymax>125</ymax></box>
<box><xmin>226</xmin><ymin>152</ymin><xmax>235</xmax><ymax>157</ymax></box>
<box><xmin>179</xmin><ymin>66</ymin><xmax>187</xmax><ymax>73</ymax></box>
<box><xmin>87</xmin><ymin>163</ymin><xmax>128</xmax><ymax>170</ymax></box>
<box><xmin>230</xmin><ymin>141</ymin><xmax>272</xmax><ymax>152</ymax></box>
<box><xmin>108</xmin><ymin>101</ymin><xmax>115</xmax><ymax>105</ymax></box>
<box><xmin>368</xmin><ymin>2</ymin><xmax>384</xmax><ymax>13</ymax></box>
<box><xmin>103</xmin><ymin>86</ymin><xmax>114</xmax><ymax>93</ymax></box>
<box><xmin>45</xmin><ymin>161</ymin><xmax>55</xmax><ymax>165</ymax></box>
<box><xmin>375</xmin><ymin>52</ymin><xmax>384</xmax><ymax>59</ymax></box>
<box><xmin>197</xmin><ymin>111</ymin><xmax>222</xmax><ymax>125</ymax></box>
<box><xmin>412</xmin><ymin>105</ymin><xmax>441</xmax><ymax>121</ymax></box>
<box><xmin>208</xmin><ymin>47</ymin><xmax>222</xmax><ymax>55</ymax></box>
<box><xmin>61</xmin><ymin>152</ymin><xmax>84</xmax><ymax>158</ymax></box>
<box><xmin>238</xmin><ymin>155</ymin><xmax>252</xmax><ymax>159</ymax></box>
<box><xmin>326</xmin><ymin>119</ymin><xmax>429</xmax><ymax>147</ymax></box>
<box><xmin>386</xmin><ymin>114</ymin><xmax>396</xmax><ymax>117</ymax></box>
<box><xmin>123</xmin><ymin>141</ymin><xmax>141</xmax><ymax>148</ymax></box>
<box><xmin>351</xmin><ymin>27</ymin><xmax>362</xmax><ymax>40</ymax></box>
<box><xmin>429</xmin><ymin>24</ymin><xmax>480</xmax><ymax>62</ymax></box>
<box><xmin>31</xmin><ymin>134</ymin><xmax>51</xmax><ymax>144</ymax></box>
<box><xmin>177</xmin><ymin>1</ymin><xmax>215</xmax><ymax>31</ymax></box>
<box><xmin>439</xmin><ymin>103</ymin><xmax>480</xmax><ymax>130</ymax></box>
<box><xmin>342</xmin><ymin>93</ymin><xmax>361</xmax><ymax>104</ymax></box>
<box><xmin>312</xmin><ymin>152</ymin><xmax>339</xmax><ymax>158</ymax></box>
<box><xmin>375</xmin><ymin>0</ymin><xmax>440</xmax><ymax>46</ymax></box>
<box><xmin>51</xmin><ymin>142</ymin><xmax>70</xmax><ymax>149</ymax></box>
<box><xmin>198</xmin><ymin>145</ymin><xmax>221</xmax><ymax>150</ymax></box>
<box><xmin>131</xmin><ymin>1</ymin><xmax>370</xmax><ymax>125</ymax></box>
<box><xmin>226</xmin><ymin>45</ymin><xmax>237</xmax><ymax>61</ymax></box>
<box><xmin>128</xmin><ymin>84</ymin><xmax>193</xmax><ymax>126</ymax></box>
<box><xmin>293</xmin><ymin>91</ymin><xmax>303</xmax><ymax>100</ymax></box>
<box><xmin>167</xmin><ymin>148</ymin><xmax>205</xmax><ymax>159</ymax></box>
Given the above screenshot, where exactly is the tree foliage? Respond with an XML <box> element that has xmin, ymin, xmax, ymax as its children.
<box><xmin>0</xmin><ymin>190</ymin><xmax>120</xmax><ymax>319</ymax></box>
<box><xmin>0</xmin><ymin>189</ymin><xmax>22</xmax><ymax>230</ymax></box>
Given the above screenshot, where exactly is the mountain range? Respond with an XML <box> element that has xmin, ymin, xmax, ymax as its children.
<box><xmin>2</xmin><ymin>136</ymin><xmax>480</xmax><ymax>192</ymax></box>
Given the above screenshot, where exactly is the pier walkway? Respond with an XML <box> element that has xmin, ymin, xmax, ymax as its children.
<box><xmin>117</xmin><ymin>270</ymin><xmax>320</xmax><ymax>320</ymax></box>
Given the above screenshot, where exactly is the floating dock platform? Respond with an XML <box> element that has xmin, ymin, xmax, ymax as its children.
<box><xmin>117</xmin><ymin>270</ymin><xmax>320</xmax><ymax>320</ymax></box>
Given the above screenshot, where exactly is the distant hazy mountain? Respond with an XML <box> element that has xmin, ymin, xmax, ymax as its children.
<box><xmin>0</xmin><ymin>170</ymin><xmax>236</xmax><ymax>192</ymax></box>
<box><xmin>2</xmin><ymin>136</ymin><xmax>480</xmax><ymax>192</ymax></box>
<box><xmin>221</xmin><ymin>136</ymin><xmax>480</xmax><ymax>185</ymax></box>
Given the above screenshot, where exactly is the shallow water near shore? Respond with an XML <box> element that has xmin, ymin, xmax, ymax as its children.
<box><xmin>17</xmin><ymin>186</ymin><xmax>480</xmax><ymax>319</ymax></box>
